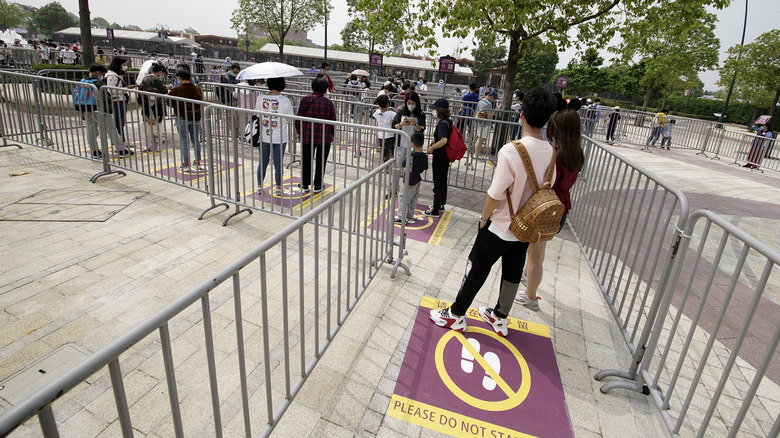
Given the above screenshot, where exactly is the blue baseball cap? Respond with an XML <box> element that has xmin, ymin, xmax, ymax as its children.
<box><xmin>429</xmin><ymin>98</ymin><xmax>449</xmax><ymax>109</ymax></box>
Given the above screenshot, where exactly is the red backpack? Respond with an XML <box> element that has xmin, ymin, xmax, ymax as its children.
<box><xmin>445</xmin><ymin>120</ymin><xmax>467</xmax><ymax>162</ymax></box>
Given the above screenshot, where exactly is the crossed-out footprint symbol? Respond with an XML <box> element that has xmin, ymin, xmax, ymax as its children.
<box><xmin>461</xmin><ymin>338</ymin><xmax>501</xmax><ymax>390</ymax></box>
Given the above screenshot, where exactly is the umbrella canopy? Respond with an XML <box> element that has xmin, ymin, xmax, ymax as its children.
<box><xmin>351</xmin><ymin>69</ymin><xmax>370</xmax><ymax>77</ymax></box>
<box><xmin>237</xmin><ymin>62</ymin><xmax>303</xmax><ymax>81</ymax></box>
<box><xmin>135</xmin><ymin>59</ymin><xmax>158</xmax><ymax>86</ymax></box>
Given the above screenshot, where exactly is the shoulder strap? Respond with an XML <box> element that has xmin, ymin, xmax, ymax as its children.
<box><xmin>511</xmin><ymin>140</ymin><xmax>539</xmax><ymax>192</ymax></box>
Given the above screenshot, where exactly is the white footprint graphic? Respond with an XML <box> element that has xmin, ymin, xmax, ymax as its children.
<box><xmin>461</xmin><ymin>338</ymin><xmax>480</xmax><ymax>373</ymax></box>
<box><xmin>482</xmin><ymin>352</ymin><xmax>501</xmax><ymax>390</ymax></box>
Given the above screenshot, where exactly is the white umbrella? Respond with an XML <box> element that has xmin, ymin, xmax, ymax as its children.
<box><xmin>351</xmin><ymin>69</ymin><xmax>370</xmax><ymax>77</ymax></box>
<box><xmin>136</xmin><ymin>59</ymin><xmax>158</xmax><ymax>86</ymax></box>
<box><xmin>236</xmin><ymin>62</ymin><xmax>303</xmax><ymax>81</ymax></box>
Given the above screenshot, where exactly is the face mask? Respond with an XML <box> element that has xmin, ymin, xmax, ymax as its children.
<box><xmin>407</xmin><ymin>104</ymin><xmax>416</xmax><ymax>111</ymax></box>
<box><xmin>228</xmin><ymin>71</ymin><xmax>236</xmax><ymax>77</ymax></box>
<box><xmin>121</xmin><ymin>65</ymin><xmax>128</xmax><ymax>71</ymax></box>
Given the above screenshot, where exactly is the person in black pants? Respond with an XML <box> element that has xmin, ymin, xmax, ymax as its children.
<box><xmin>605</xmin><ymin>106</ymin><xmax>621</xmax><ymax>144</ymax></box>
<box><xmin>424</xmin><ymin>98</ymin><xmax>451</xmax><ymax>216</ymax></box>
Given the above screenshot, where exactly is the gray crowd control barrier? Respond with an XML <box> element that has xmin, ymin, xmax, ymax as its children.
<box><xmin>569</xmin><ymin>137</ymin><xmax>690</xmax><ymax>368</ymax></box>
<box><xmin>3</xmin><ymin>68</ymin><xmax>778</xmax><ymax>436</ymax></box>
<box><xmin>608</xmin><ymin>210</ymin><xmax>780</xmax><ymax>437</ymax></box>
<box><xmin>0</xmin><ymin>161</ymin><xmax>399</xmax><ymax>438</ymax></box>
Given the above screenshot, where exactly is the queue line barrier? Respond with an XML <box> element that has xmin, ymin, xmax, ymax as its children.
<box><xmin>0</xmin><ymin>160</ymin><xmax>399</xmax><ymax>438</ymax></box>
<box><xmin>569</xmin><ymin>137</ymin><xmax>780</xmax><ymax>436</ymax></box>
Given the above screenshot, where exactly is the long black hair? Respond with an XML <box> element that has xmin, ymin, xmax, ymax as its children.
<box><xmin>401</xmin><ymin>91</ymin><xmax>422</xmax><ymax>119</ymax></box>
<box><xmin>108</xmin><ymin>57</ymin><xmax>127</xmax><ymax>75</ymax></box>
<box><xmin>548</xmin><ymin>109</ymin><xmax>584</xmax><ymax>173</ymax></box>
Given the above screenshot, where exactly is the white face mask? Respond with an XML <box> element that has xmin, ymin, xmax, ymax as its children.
<box><xmin>407</xmin><ymin>104</ymin><xmax>416</xmax><ymax>111</ymax></box>
<box><xmin>121</xmin><ymin>65</ymin><xmax>128</xmax><ymax>71</ymax></box>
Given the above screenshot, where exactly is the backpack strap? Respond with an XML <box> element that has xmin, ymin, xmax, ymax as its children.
<box><xmin>506</xmin><ymin>140</ymin><xmax>556</xmax><ymax>215</ymax></box>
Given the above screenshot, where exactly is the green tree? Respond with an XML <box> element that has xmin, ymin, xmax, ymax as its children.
<box><xmin>719</xmin><ymin>29</ymin><xmax>780</xmax><ymax>121</ymax></box>
<box><xmin>340</xmin><ymin>19</ymin><xmax>370</xmax><ymax>52</ymax></box>
<box><xmin>231</xmin><ymin>0</ymin><xmax>330</xmax><ymax>62</ymax></box>
<box><xmin>514</xmin><ymin>38</ymin><xmax>558</xmax><ymax>91</ymax></box>
<box><xmin>108</xmin><ymin>22</ymin><xmax>121</xmax><ymax>29</ymax></box>
<box><xmin>615</xmin><ymin>10</ymin><xmax>719</xmax><ymax>110</ymax></box>
<box><xmin>560</xmin><ymin>47</ymin><xmax>604</xmax><ymax>96</ymax></box>
<box><xmin>29</xmin><ymin>2</ymin><xmax>77</xmax><ymax>37</ymax></box>
<box><xmin>354</xmin><ymin>0</ymin><xmax>729</xmax><ymax>111</ymax></box>
<box><xmin>0</xmin><ymin>0</ymin><xmax>27</xmax><ymax>29</ymax></box>
<box><xmin>91</xmin><ymin>16</ymin><xmax>109</xmax><ymax>28</ymax></box>
<box><xmin>472</xmin><ymin>42</ymin><xmax>506</xmax><ymax>73</ymax></box>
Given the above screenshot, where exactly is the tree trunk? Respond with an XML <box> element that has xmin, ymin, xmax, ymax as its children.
<box><xmin>78</xmin><ymin>0</ymin><xmax>94</xmax><ymax>66</ymax></box>
<box><xmin>502</xmin><ymin>37</ymin><xmax>520</xmax><ymax>111</ymax></box>
<box><xmin>642</xmin><ymin>83</ymin><xmax>654</xmax><ymax>111</ymax></box>
<box><xmin>770</xmin><ymin>88</ymin><xmax>779</xmax><ymax>121</ymax></box>
<box><xmin>660</xmin><ymin>89</ymin><xmax>671</xmax><ymax>111</ymax></box>
<box><xmin>749</xmin><ymin>105</ymin><xmax>760</xmax><ymax>129</ymax></box>
<box><xmin>278</xmin><ymin>43</ymin><xmax>284</xmax><ymax>62</ymax></box>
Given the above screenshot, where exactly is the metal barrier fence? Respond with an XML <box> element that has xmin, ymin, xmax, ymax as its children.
<box><xmin>0</xmin><ymin>160</ymin><xmax>398</xmax><ymax>438</ymax></box>
<box><xmin>699</xmin><ymin>127</ymin><xmax>778</xmax><ymax>172</ymax></box>
<box><xmin>0</xmin><ymin>70</ymin><xmax>414</xmax><ymax>276</ymax></box>
<box><xmin>625</xmin><ymin>210</ymin><xmax>779</xmax><ymax>437</ymax></box>
<box><xmin>568</xmin><ymin>137</ymin><xmax>690</xmax><ymax>365</ymax></box>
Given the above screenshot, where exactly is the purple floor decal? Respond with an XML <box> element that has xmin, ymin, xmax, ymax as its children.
<box><xmin>388</xmin><ymin>297</ymin><xmax>573</xmax><ymax>438</ymax></box>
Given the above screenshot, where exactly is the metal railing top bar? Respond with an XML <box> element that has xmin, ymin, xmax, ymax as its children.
<box><xmin>0</xmin><ymin>158</ymin><xmax>395</xmax><ymax>437</ymax></box>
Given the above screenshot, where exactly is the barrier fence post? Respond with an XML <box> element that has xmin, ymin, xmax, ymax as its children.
<box><xmin>90</xmin><ymin>85</ymin><xmax>126</xmax><ymax>182</ymax></box>
<box><xmin>31</xmin><ymin>77</ymin><xmax>52</xmax><ymax>147</ymax></box>
<box><xmin>0</xmin><ymin>104</ymin><xmax>23</xmax><ymax>149</ymax></box>
<box><xmin>198</xmin><ymin>105</ymin><xmax>230</xmax><ymax>220</ymax></box>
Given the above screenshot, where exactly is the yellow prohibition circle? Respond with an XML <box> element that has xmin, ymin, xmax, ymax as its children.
<box><xmin>394</xmin><ymin>209</ymin><xmax>434</xmax><ymax>230</ymax></box>
<box><xmin>435</xmin><ymin>327</ymin><xmax>531</xmax><ymax>411</ymax></box>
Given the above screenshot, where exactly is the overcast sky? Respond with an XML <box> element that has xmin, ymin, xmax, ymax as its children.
<box><xmin>25</xmin><ymin>0</ymin><xmax>780</xmax><ymax>90</ymax></box>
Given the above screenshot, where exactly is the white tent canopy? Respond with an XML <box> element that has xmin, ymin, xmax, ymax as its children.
<box><xmin>258</xmin><ymin>44</ymin><xmax>473</xmax><ymax>76</ymax></box>
<box><xmin>55</xmin><ymin>27</ymin><xmax>202</xmax><ymax>49</ymax></box>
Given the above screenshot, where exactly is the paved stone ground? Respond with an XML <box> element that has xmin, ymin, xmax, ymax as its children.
<box><xmin>0</xmin><ymin>137</ymin><xmax>778</xmax><ymax>437</ymax></box>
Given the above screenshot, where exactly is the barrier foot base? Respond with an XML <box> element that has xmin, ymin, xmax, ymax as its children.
<box><xmin>222</xmin><ymin>207</ymin><xmax>253</xmax><ymax>227</ymax></box>
<box><xmin>599</xmin><ymin>380</ymin><xmax>646</xmax><ymax>395</ymax></box>
<box><xmin>198</xmin><ymin>201</ymin><xmax>230</xmax><ymax>220</ymax></box>
<box><xmin>710</xmin><ymin>155</ymin><xmax>720</xmax><ymax>160</ymax></box>
<box><xmin>90</xmin><ymin>169</ymin><xmax>126</xmax><ymax>183</ymax></box>
<box><xmin>390</xmin><ymin>257</ymin><xmax>410</xmax><ymax>279</ymax></box>
<box><xmin>594</xmin><ymin>369</ymin><xmax>634</xmax><ymax>382</ymax></box>
<box><xmin>0</xmin><ymin>143</ymin><xmax>22</xmax><ymax>150</ymax></box>
<box><xmin>696</xmin><ymin>151</ymin><xmax>709</xmax><ymax>157</ymax></box>
<box><xmin>286</xmin><ymin>159</ymin><xmax>301</xmax><ymax>169</ymax></box>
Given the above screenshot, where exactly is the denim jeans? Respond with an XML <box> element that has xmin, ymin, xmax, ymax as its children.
<box><xmin>257</xmin><ymin>142</ymin><xmax>286</xmax><ymax>187</ymax></box>
<box><xmin>177</xmin><ymin>118</ymin><xmax>201</xmax><ymax>164</ymax></box>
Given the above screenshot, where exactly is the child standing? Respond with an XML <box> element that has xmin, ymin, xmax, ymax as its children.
<box><xmin>395</xmin><ymin>132</ymin><xmax>428</xmax><ymax>224</ymax></box>
<box><xmin>660</xmin><ymin>118</ymin><xmax>675</xmax><ymax>149</ymax></box>
<box><xmin>372</xmin><ymin>94</ymin><xmax>397</xmax><ymax>162</ymax></box>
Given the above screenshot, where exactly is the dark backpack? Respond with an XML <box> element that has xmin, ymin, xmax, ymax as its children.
<box><xmin>445</xmin><ymin>120</ymin><xmax>467</xmax><ymax>162</ymax></box>
<box><xmin>217</xmin><ymin>75</ymin><xmax>234</xmax><ymax>105</ymax></box>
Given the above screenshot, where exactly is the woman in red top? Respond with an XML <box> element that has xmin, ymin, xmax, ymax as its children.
<box><xmin>515</xmin><ymin>108</ymin><xmax>584</xmax><ymax>311</ymax></box>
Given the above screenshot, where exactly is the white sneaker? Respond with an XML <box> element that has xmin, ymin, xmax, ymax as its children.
<box><xmin>429</xmin><ymin>307</ymin><xmax>467</xmax><ymax>333</ymax></box>
<box><xmin>514</xmin><ymin>291</ymin><xmax>540</xmax><ymax>311</ymax></box>
<box><xmin>478</xmin><ymin>307</ymin><xmax>508</xmax><ymax>337</ymax></box>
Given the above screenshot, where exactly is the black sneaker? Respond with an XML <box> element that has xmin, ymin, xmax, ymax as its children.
<box><xmin>313</xmin><ymin>186</ymin><xmax>323</xmax><ymax>193</ymax></box>
<box><xmin>297</xmin><ymin>183</ymin><xmax>311</xmax><ymax>193</ymax></box>
<box><xmin>91</xmin><ymin>151</ymin><xmax>102</xmax><ymax>159</ymax></box>
<box><xmin>117</xmin><ymin>149</ymin><xmax>135</xmax><ymax>158</ymax></box>
<box><xmin>423</xmin><ymin>208</ymin><xmax>440</xmax><ymax>217</ymax></box>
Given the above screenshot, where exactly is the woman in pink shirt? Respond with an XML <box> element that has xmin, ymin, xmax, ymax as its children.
<box><xmin>429</xmin><ymin>88</ymin><xmax>558</xmax><ymax>337</ymax></box>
